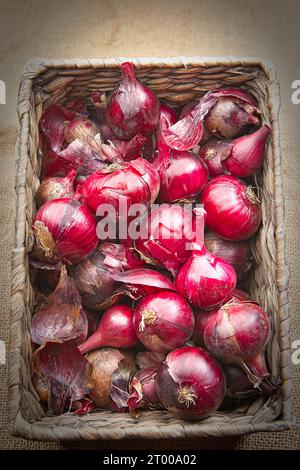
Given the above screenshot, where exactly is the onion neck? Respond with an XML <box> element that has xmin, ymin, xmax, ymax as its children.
<box><xmin>78</xmin><ymin>329</ymin><xmax>104</xmax><ymax>354</ymax></box>
<box><xmin>178</xmin><ymin>385</ymin><xmax>197</xmax><ymax>408</ymax></box>
<box><xmin>240</xmin><ymin>353</ymin><xmax>277</xmax><ymax>393</ymax></box>
<box><xmin>121</xmin><ymin>62</ymin><xmax>137</xmax><ymax>86</ymax></box>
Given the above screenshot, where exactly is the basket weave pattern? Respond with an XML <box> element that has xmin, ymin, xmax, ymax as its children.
<box><xmin>10</xmin><ymin>57</ymin><xmax>291</xmax><ymax>440</ymax></box>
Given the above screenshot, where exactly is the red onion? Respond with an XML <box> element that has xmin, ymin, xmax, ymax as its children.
<box><xmin>34</xmin><ymin>340</ymin><xmax>91</xmax><ymax>415</ymax></box>
<box><xmin>79</xmin><ymin>304</ymin><xmax>137</xmax><ymax>354</ymax></box>
<box><xmin>205</xmin><ymin>88</ymin><xmax>260</xmax><ymax>139</ymax></box>
<box><xmin>69</xmin><ymin>243</ymin><xmax>143</xmax><ymax>311</ymax></box>
<box><xmin>223</xmin><ymin>125</ymin><xmax>271</xmax><ymax>177</ymax></box>
<box><xmin>40</xmin><ymin>105</ymin><xmax>76</xmax><ymax>153</ymax></box>
<box><xmin>133</xmin><ymin>291</ymin><xmax>194</xmax><ymax>352</ymax></box>
<box><xmin>136</xmin><ymin>351</ymin><xmax>166</xmax><ymax>369</ymax></box>
<box><xmin>156</xmin><ymin>346</ymin><xmax>226</xmax><ymax>420</ymax></box>
<box><xmin>201</xmin><ymin>175</ymin><xmax>262</xmax><ymax>240</ymax></box>
<box><xmin>33</xmin><ymin>198</ymin><xmax>98</xmax><ymax>264</ymax></box>
<box><xmin>128</xmin><ymin>368</ymin><xmax>160</xmax><ymax>410</ymax></box>
<box><xmin>193</xmin><ymin>289</ymin><xmax>250</xmax><ymax>347</ymax></box>
<box><xmin>134</xmin><ymin>204</ymin><xmax>197</xmax><ymax>274</ymax></box>
<box><xmin>175</xmin><ymin>245</ymin><xmax>237</xmax><ymax>309</ymax></box>
<box><xmin>203</xmin><ymin>301</ymin><xmax>274</xmax><ymax>391</ymax></box>
<box><xmin>64</xmin><ymin>117</ymin><xmax>100</xmax><ymax>147</ymax></box>
<box><xmin>106</xmin><ymin>62</ymin><xmax>160</xmax><ymax>140</ymax></box>
<box><xmin>204</xmin><ymin>231</ymin><xmax>251</xmax><ymax>281</ymax></box>
<box><xmin>199</xmin><ymin>140</ymin><xmax>229</xmax><ymax>177</ymax></box>
<box><xmin>155</xmin><ymin>146</ymin><xmax>208</xmax><ymax>203</ymax></box>
<box><xmin>36</xmin><ymin>170</ymin><xmax>76</xmax><ymax>206</ymax></box>
<box><xmin>30</xmin><ymin>266</ymin><xmax>88</xmax><ymax>345</ymax></box>
<box><xmin>69</xmin><ymin>248</ymin><xmax>124</xmax><ymax>311</ymax></box>
<box><xmin>112</xmin><ymin>268</ymin><xmax>177</xmax><ymax>299</ymax></box>
<box><xmin>81</xmin><ymin>158</ymin><xmax>160</xmax><ymax>217</ymax></box>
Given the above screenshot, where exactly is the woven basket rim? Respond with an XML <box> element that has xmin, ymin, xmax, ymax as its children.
<box><xmin>10</xmin><ymin>56</ymin><xmax>292</xmax><ymax>441</ymax></box>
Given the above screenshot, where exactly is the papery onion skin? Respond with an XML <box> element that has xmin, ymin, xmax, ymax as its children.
<box><xmin>203</xmin><ymin>301</ymin><xmax>272</xmax><ymax>389</ymax></box>
<box><xmin>40</xmin><ymin>105</ymin><xmax>76</xmax><ymax>153</ymax></box>
<box><xmin>128</xmin><ymin>368</ymin><xmax>160</xmax><ymax>410</ymax></box>
<box><xmin>157</xmin><ymin>150</ymin><xmax>208</xmax><ymax>203</ymax></box>
<box><xmin>175</xmin><ymin>246</ymin><xmax>237</xmax><ymax>309</ymax></box>
<box><xmin>201</xmin><ymin>175</ymin><xmax>262</xmax><ymax>241</ymax></box>
<box><xmin>106</xmin><ymin>62</ymin><xmax>160</xmax><ymax>140</ymax></box>
<box><xmin>34</xmin><ymin>340</ymin><xmax>92</xmax><ymax>415</ymax></box>
<box><xmin>30</xmin><ymin>266</ymin><xmax>88</xmax><ymax>346</ymax></box>
<box><xmin>134</xmin><ymin>204</ymin><xmax>197</xmax><ymax>274</ymax></box>
<box><xmin>156</xmin><ymin>104</ymin><xmax>178</xmax><ymax>143</ymax></box>
<box><xmin>112</xmin><ymin>268</ymin><xmax>177</xmax><ymax>299</ymax></box>
<box><xmin>133</xmin><ymin>290</ymin><xmax>194</xmax><ymax>353</ymax></box>
<box><xmin>223</xmin><ymin>125</ymin><xmax>271</xmax><ymax>177</ymax></box>
<box><xmin>33</xmin><ymin>198</ymin><xmax>98</xmax><ymax>264</ymax></box>
<box><xmin>36</xmin><ymin>170</ymin><xmax>76</xmax><ymax>207</ymax></box>
<box><xmin>86</xmin><ymin>348</ymin><xmax>135</xmax><ymax>409</ymax></box>
<box><xmin>81</xmin><ymin>158</ymin><xmax>160</xmax><ymax>216</ymax></box>
<box><xmin>204</xmin><ymin>231</ymin><xmax>251</xmax><ymax>281</ymax></box>
<box><xmin>79</xmin><ymin>305</ymin><xmax>137</xmax><ymax>354</ymax></box>
<box><xmin>156</xmin><ymin>346</ymin><xmax>226</xmax><ymax>420</ymax></box>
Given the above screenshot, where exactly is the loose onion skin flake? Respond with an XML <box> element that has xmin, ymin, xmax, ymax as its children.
<box><xmin>34</xmin><ymin>340</ymin><xmax>92</xmax><ymax>415</ymax></box>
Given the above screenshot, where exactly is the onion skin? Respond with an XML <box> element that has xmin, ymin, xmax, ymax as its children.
<box><xmin>156</xmin><ymin>104</ymin><xmax>178</xmax><ymax>143</ymax></box>
<box><xmin>156</xmin><ymin>346</ymin><xmax>226</xmax><ymax>420</ymax></box>
<box><xmin>156</xmin><ymin>150</ymin><xmax>208</xmax><ymax>203</ymax></box>
<box><xmin>204</xmin><ymin>231</ymin><xmax>251</xmax><ymax>281</ymax></box>
<box><xmin>223</xmin><ymin>364</ymin><xmax>255</xmax><ymax>398</ymax></box>
<box><xmin>106</xmin><ymin>62</ymin><xmax>160</xmax><ymax>140</ymax></box>
<box><xmin>134</xmin><ymin>204</ymin><xmax>196</xmax><ymax>274</ymax></box>
<box><xmin>81</xmin><ymin>158</ymin><xmax>160</xmax><ymax>216</ymax></box>
<box><xmin>201</xmin><ymin>175</ymin><xmax>262</xmax><ymax>241</ymax></box>
<box><xmin>33</xmin><ymin>198</ymin><xmax>98</xmax><ymax>265</ymax></box>
<box><xmin>79</xmin><ymin>305</ymin><xmax>137</xmax><ymax>354</ymax></box>
<box><xmin>203</xmin><ymin>301</ymin><xmax>273</xmax><ymax>390</ymax></box>
<box><xmin>175</xmin><ymin>246</ymin><xmax>237</xmax><ymax>309</ymax></box>
<box><xmin>87</xmin><ymin>348</ymin><xmax>135</xmax><ymax>409</ymax></box>
<box><xmin>128</xmin><ymin>368</ymin><xmax>160</xmax><ymax>410</ymax></box>
<box><xmin>36</xmin><ymin>170</ymin><xmax>76</xmax><ymax>207</ymax></box>
<box><xmin>133</xmin><ymin>291</ymin><xmax>194</xmax><ymax>353</ymax></box>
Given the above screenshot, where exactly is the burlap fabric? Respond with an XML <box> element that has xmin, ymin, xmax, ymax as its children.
<box><xmin>0</xmin><ymin>0</ymin><xmax>299</xmax><ymax>449</ymax></box>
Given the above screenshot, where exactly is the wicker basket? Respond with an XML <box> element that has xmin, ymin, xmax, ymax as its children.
<box><xmin>10</xmin><ymin>57</ymin><xmax>292</xmax><ymax>441</ymax></box>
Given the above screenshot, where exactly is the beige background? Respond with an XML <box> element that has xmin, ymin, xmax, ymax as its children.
<box><xmin>0</xmin><ymin>0</ymin><xmax>299</xmax><ymax>449</ymax></box>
